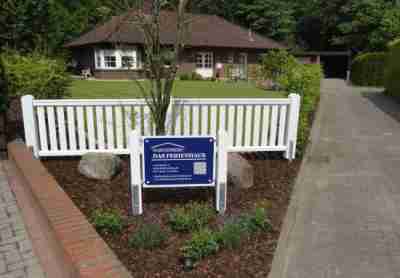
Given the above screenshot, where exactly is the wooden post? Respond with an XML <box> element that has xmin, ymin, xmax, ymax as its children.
<box><xmin>21</xmin><ymin>95</ymin><xmax>39</xmax><ymax>158</ymax></box>
<box><xmin>129</xmin><ymin>130</ymin><xmax>143</xmax><ymax>215</ymax></box>
<box><xmin>216</xmin><ymin>129</ymin><xmax>228</xmax><ymax>214</ymax></box>
<box><xmin>284</xmin><ymin>94</ymin><xmax>301</xmax><ymax>160</ymax></box>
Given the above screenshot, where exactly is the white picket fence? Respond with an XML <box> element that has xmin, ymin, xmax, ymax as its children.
<box><xmin>21</xmin><ymin>94</ymin><xmax>300</xmax><ymax>159</ymax></box>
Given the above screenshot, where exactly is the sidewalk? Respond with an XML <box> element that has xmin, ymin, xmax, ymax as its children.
<box><xmin>270</xmin><ymin>80</ymin><xmax>400</xmax><ymax>278</ymax></box>
<box><xmin>0</xmin><ymin>160</ymin><xmax>45</xmax><ymax>278</ymax></box>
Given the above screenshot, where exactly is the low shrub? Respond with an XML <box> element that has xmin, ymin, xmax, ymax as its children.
<box><xmin>179</xmin><ymin>73</ymin><xmax>191</xmax><ymax>81</ymax></box>
<box><xmin>168</xmin><ymin>202</ymin><xmax>214</xmax><ymax>232</ymax></box>
<box><xmin>237</xmin><ymin>207</ymin><xmax>272</xmax><ymax>234</ymax></box>
<box><xmin>182</xmin><ymin>229</ymin><xmax>219</xmax><ymax>262</ymax></box>
<box><xmin>215</xmin><ymin>221</ymin><xmax>246</xmax><ymax>250</ymax></box>
<box><xmin>351</xmin><ymin>52</ymin><xmax>386</xmax><ymax>87</ymax></box>
<box><xmin>1</xmin><ymin>50</ymin><xmax>71</xmax><ymax>99</ymax></box>
<box><xmin>91</xmin><ymin>209</ymin><xmax>123</xmax><ymax>235</ymax></box>
<box><xmin>260</xmin><ymin>50</ymin><xmax>298</xmax><ymax>83</ymax></box>
<box><xmin>384</xmin><ymin>39</ymin><xmax>400</xmax><ymax>98</ymax></box>
<box><xmin>191</xmin><ymin>72</ymin><xmax>204</xmax><ymax>81</ymax></box>
<box><xmin>129</xmin><ymin>224</ymin><xmax>168</xmax><ymax>250</ymax></box>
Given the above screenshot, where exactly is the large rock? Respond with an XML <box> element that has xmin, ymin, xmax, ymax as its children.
<box><xmin>228</xmin><ymin>153</ymin><xmax>254</xmax><ymax>189</ymax></box>
<box><xmin>78</xmin><ymin>153</ymin><xmax>122</xmax><ymax>180</ymax></box>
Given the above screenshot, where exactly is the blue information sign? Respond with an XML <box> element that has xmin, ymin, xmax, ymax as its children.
<box><xmin>143</xmin><ymin>137</ymin><xmax>215</xmax><ymax>187</ymax></box>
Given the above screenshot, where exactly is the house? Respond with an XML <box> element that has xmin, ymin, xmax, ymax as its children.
<box><xmin>65</xmin><ymin>5</ymin><xmax>286</xmax><ymax>80</ymax></box>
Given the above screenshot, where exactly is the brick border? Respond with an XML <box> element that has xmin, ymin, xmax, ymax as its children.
<box><xmin>6</xmin><ymin>142</ymin><xmax>132</xmax><ymax>278</ymax></box>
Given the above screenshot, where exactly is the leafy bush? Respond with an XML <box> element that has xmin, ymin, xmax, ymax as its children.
<box><xmin>215</xmin><ymin>221</ymin><xmax>246</xmax><ymax>250</ymax></box>
<box><xmin>271</xmin><ymin>57</ymin><xmax>323</xmax><ymax>156</ymax></box>
<box><xmin>129</xmin><ymin>224</ymin><xmax>167</xmax><ymax>250</ymax></box>
<box><xmin>260</xmin><ymin>50</ymin><xmax>298</xmax><ymax>83</ymax></box>
<box><xmin>179</xmin><ymin>73</ymin><xmax>191</xmax><ymax>81</ymax></box>
<box><xmin>168</xmin><ymin>202</ymin><xmax>214</xmax><ymax>232</ymax></box>
<box><xmin>385</xmin><ymin>39</ymin><xmax>400</xmax><ymax>98</ymax></box>
<box><xmin>182</xmin><ymin>229</ymin><xmax>219</xmax><ymax>261</ymax></box>
<box><xmin>91</xmin><ymin>209</ymin><xmax>123</xmax><ymax>235</ymax></box>
<box><xmin>237</xmin><ymin>207</ymin><xmax>272</xmax><ymax>234</ymax></box>
<box><xmin>351</xmin><ymin>52</ymin><xmax>386</xmax><ymax>87</ymax></box>
<box><xmin>1</xmin><ymin>50</ymin><xmax>71</xmax><ymax>99</ymax></box>
<box><xmin>191</xmin><ymin>72</ymin><xmax>204</xmax><ymax>81</ymax></box>
<box><xmin>0</xmin><ymin>57</ymin><xmax>8</xmax><ymax>113</ymax></box>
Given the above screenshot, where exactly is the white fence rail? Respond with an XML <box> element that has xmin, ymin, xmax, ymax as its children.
<box><xmin>21</xmin><ymin>94</ymin><xmax>300</xmax><ymax>159</ymax></box>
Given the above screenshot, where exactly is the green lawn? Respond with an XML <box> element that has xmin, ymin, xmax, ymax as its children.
<box><xmin>69</xmin><ymin>80</ymin><xmax>285</xmax><ymax>99</ymax></box>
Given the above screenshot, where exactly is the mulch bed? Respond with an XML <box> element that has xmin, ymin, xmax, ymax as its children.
<box><xmin>43</xmin><ymin>155</ymin><xmax>300</xmax><ymax>278</ymax></box>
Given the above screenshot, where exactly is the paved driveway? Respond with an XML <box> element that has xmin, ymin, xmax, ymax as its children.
<box><xmin>270</xmin><ymin>79</ymin><xmax>400</xmax><ymax>278</ymax></box>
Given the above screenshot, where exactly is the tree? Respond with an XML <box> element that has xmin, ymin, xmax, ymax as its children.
<box><xmin>109</xmin><ymin>0</ymin><xmax>190</xmax><ymax>135</ymax></box>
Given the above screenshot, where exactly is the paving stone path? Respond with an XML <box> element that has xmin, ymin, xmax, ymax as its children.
<box><xmin>270</xmin><ymin>79</ymin><xmax>400</xmax><ymax>278</ymax></box>
<box><xmin>0</xmin><ymin>161</ymin><xmax>45</xmax><ymax>278</ymax></box>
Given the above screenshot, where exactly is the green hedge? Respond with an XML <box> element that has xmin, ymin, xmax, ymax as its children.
<box><xmin>1</xmin><ymin>50</ymin><xmax>71</xmax><ymax>99</ymax></box>
<box><xmin>384</xmin><ymin>39</ymin><xmax>400</xmax><ymax>98</ymax></box>
<box><xmin>351</xmin><ymin>52</ymin><xmax>386</xmax><ymax>87</ymax></box>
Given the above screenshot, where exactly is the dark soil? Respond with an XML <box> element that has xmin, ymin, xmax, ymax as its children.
<box><xmin>43</xmin><ymin>154</ymin><xmax>300</xmax><ymax>278</ymax></box>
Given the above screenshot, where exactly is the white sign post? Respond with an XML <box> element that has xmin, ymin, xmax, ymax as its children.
<box><xmin>129</xmin><ymin>129</ymin><xmax>228</xmax><ymax>215</ymax></box>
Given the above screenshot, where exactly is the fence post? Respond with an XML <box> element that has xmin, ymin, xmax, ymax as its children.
<box><xmin>284</xmin><ymin>94</ymin><xmax>301</xmax><ymax>160</ymax></box>
<box><xmin>21</xmin><ymin>95</ymin><xmax>39</xmax><ymax>158</ymax></box>
<box><xmin>129</xmin><ymin>130</ymin><xmax>143</xmax><ymax>215</ymax></box>
<box><xmin>216</xmin><ymin>129</ymin><xmax>228</xmax><ymax>214</ymax></box>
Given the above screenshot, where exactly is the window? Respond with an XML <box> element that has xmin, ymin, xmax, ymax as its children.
<box><xmin>195</xmin><ymin>52</ymin><xmax>213</xmax><ymax>69</ymax></box>
<box><xmin>94</xmin><ymin>48</ymin><xmax>140</xmax><ymax>70</ymax></box>
<box><xmin>104</xmin><ymin>55</ymin><xmax>117</xmax><ymax>68</ymax></box>
<box><xmin>122</xmin><ymin>56</ymin><xmax>135</xmax><ymax>68</ymax></box>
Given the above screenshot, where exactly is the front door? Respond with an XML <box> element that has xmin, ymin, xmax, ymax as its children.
<box><xmin>195</xmin><ymin>52</ymin><xmax>214</xmax><ymax>78</ymax></box>
<box><xmin>238</xmin><ymin>53</ymin><xmax>248</xmax><ymax>79</ymax></box>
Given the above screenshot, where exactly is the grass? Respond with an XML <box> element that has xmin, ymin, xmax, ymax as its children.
<box><xmin>69</xmin><ymin>80</ymin><xmax>285</xmax><ymax>99</ymax></box>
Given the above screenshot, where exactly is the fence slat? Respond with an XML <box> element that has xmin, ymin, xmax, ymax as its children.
<box><xmin>183</xmin><ymin>106</ymin><xmax>191</xmax><ymax>135</ymax></box>
<box><xmin>192</xmin><ymin>105</ymin><xmax>200</xmax><ymax>135</ymax></box>
<box><xmin>236</xmin><ymin>105</ymin><xmax>244</xmax><ymax>146</ymax></box>
<box><xmin>124</xmin><ymin>106</ymin><xmax>132</xmax><ymax>147</ymax></box>
<box><xmin>96</xmin><ymin>106</ymin><xmax>105</xmax><ymax>149</ymax></box>
<box><xmin>253</xmin><ymin>105</ymin><xmax>262</xmax><ymax>146</ymax></box>
<box><xmin>133</xmin><ymin>106</ymin><xmax>142</xmax><ymax>136</ymax></box>
<box><xmin>219</xmin><ymin>105</ymin><xmax>226</xmax><ymax>132</ymax></box>
<box><xmin>143</xmin><ymin>106</ymin><xmax>153</xmax><ymax>136</ymax></box>
<box><xmin>261</xmin><ymin>106</ymin><xmax>270</xmax><ymax>146</ymax></box>
<box><xmin>228</xmin><ymin>105</ymin><xmax>235</xmax><ymax>147</ymax></box>
<box><xmin>174</xmin><ymin>105</ymin><xmax>182</xmax><ymax>136</ymax></box>
<box><xmin>47</xmin><ymin>107</ymin><xmax>58</xmax><ymax>151</ymax></box>
<box><xmin>56</xmin><ymin>107</ymin><xmax>67</xmax><ymax>150</ymax></box>
<box><xmin>201</xmin><ymin>105</ymin><xmax>208</xmax><ymax>135</ymax></box>
<box><xmin>278</xmin><ymin>105</ymin><xmax>287</xmax><ymax>146</ymax></box>
<box><xmin>244</xmin><ymin>105</ymin><xmax>253</xmax><ymax>146</ymax></box>
<box><xmin>37</xmin><ymin>107</ymin><xmax>48</xmax><ymax>151</ymax></box>
<box><xmin>115</xmin><ymin>106</ymin><xmax>124</xmax><ymax>148</ymax></box>
<box><xmin>67</xmin><ymin>107</ymin><xmax>77</xmax><ymax>150</ymax></box>
<box><xmin>76</xmin><ymin>107</ymin><xmax>86</xmax><ymax>150</ymax></box>
<box><xmin>86</xmin><ymin>107</ymin><xmax>96</xmax><ymax>150</ymax></box>
<box><xmin>210</xmin><ymin>105</ymin><xmax>217</xmax><ymax>138</ymax></box>
<box><xmin>269</xmin><ymin>105</ymin><xmax>278</xmax><ymax>146</ymax></box>
<box><xmin>105</xmin><ymin>106</ymin><xmax>114</xmax><ymax>149</ymax></box>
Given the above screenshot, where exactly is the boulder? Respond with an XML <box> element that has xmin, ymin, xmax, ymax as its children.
<box><xmin>78</xmin><ymin>153</ymin><xmax>122</xmax><ymax>180</ymax></box>
<box><xmin>228</xmin><ymin>153</ymin><xmax>254</xmax><ymax>189</ymax></box>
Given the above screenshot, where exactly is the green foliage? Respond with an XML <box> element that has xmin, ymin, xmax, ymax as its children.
<box><xmin>1</xmin><ymin>51</ymin><xmax>71</xmax><ymax>99</ymax></box>
<box><xmin>215</xmin><ymin>221</ymin><xmax>245</xmax><ymax>250</ymax></box>
<box><xmin>0</xmin><ymin>57</ymin><xmax>8</xmax><ymax>113</ymax></box>
<box><xmin>91</xmin><ymin>209</ymin><xmax>123</xmax><ymax>235</ymax></box>
<box><xmin>351</xmin><ymin>52</ymin><xmax>386</xmax><ymax>87</ymax></box>
<box><xmin>168</xmin><ymin>202</ymin><xmax>214</xmax><ymax>232</ymax></box>
<box><xmin>191</xmin><ymin>72</ymin><xmax>204</xmax><ymax>81</ymax></box>
<box><xmin>179</xmin><ymin>73</ymin><xmax>191</xmax><ymax>81</ymax></box>
<box><xmin>181</xmin><ymin>229</ymin><xmax>219</xmax><ymax>261</ymax></box>
<box><xmin>384</xmin><ymin>39</ymin><xmax>400</xmax><ymax>99</ymax></box>
<box><xmin>237</xmin><ymin>207</ymin><xmax>272</xmax><ymax>234</ymax></box>
<box><xmin>260</xmin><ymin>50</ymin><xmax>297</xmax><ymax>84</ymax></box>
<box><xmin>261</xmin><ymin>51</ymin><xmax>322</xmax><ymax>155</ymax></box>
<box><xmin>129</xmin><ymin>224</ymin><xmax>168</xmax><ymax>250</ymax></box>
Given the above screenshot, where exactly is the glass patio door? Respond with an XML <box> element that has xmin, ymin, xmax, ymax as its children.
<box><xmin>238</xmin><ymin>53</ymin><xmax>248</xmax><ymax>79</ymax></box>
<box><xmin>195</xmin><ymin>52</ymin><xmax>214</xmax><ymax>78</ymax></box>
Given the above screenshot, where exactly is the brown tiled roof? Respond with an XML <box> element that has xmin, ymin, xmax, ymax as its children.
<box><xmin>65</xmin><ymin>10</ymin><xmax>286</xmax><ymax>50</ymax></box>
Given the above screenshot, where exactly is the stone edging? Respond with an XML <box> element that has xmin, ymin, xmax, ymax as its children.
<box><xmin>7</xmin><ymin>142</ymin><xmax>132</xmax><ymax>278</ymax></box>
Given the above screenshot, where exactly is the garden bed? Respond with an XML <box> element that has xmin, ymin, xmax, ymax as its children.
<box><xmin>43</xmin><ymin>155</ymin><xmax>300</xmax><ymax>278</ymax></box>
